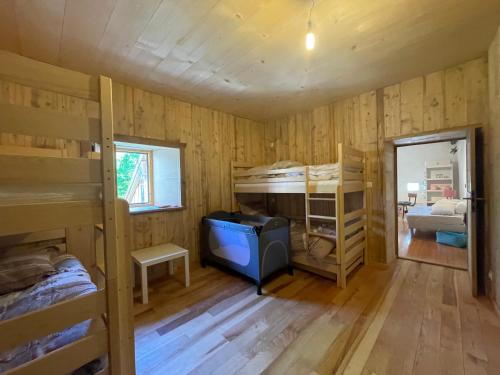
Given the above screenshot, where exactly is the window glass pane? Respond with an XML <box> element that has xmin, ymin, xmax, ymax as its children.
<box><xmin>116</xmin><ymin>151</ymin><xmax>150</xmax><ymax>205</ymax></box>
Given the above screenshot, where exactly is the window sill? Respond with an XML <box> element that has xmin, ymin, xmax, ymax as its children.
<box><xmin>129</xmin><ymin>205</ymin><xmax>185</xmax><ymax>215</ymax></box>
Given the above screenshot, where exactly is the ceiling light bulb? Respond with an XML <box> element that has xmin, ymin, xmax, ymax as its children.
<box><xmin>306</xmin><ymin>31</ymin><xmax>315</xmax><ymax>50</ymax></box>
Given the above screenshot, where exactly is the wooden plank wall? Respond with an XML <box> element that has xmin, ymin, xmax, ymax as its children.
<box><xmin>488</xmin><ymin>28</ymin><xmax>500</xmax><ymax>311</ymax></box>
<box><xmin>264</xmin><ymin>56</ymin><xmax>489</xmax><ymax>264</ymax></box>
<box><xmin>0</xmin><ymin>54</ymin><xmax>490</xmax><ymax>275</ymax></box>
<box><xmin>112</xmin><ymin>83</ymin><xmax>265</xmax><ymax>260</ymax></box>
<box><xmin>0</xmin><ymin>77</ymin><xmax>265</xmax><ymax>262</ymax></box>
<box><xmin>0</xmin><ymin>80</ymin><xmax>99</xmax><ymax>156</ymax></box>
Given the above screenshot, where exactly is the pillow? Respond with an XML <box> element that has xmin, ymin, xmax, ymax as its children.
<box><xmin>431</xmin><ymin>203</ymin><xmax>455</xmax><ymax>216</ymax></box>
<box><xmin>0</xmin><ymin>253</ymin><xmax>56</xmax><ymax>295</ymax></box>
<box><xmin>308</xmin><ymin>237</ymin><xmax>334</xmax><ymax>258</ymax></box>
<box><xmin>455</xmin><ymin>201</ymin><xmax>467</xmax><ymax>214</ymax></box>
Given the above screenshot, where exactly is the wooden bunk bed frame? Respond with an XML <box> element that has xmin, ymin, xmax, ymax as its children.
<box><xmin>231</xmin><ymin>144</ymin><xmax>367</xmax><ymax>288</ymax></box>
<box><xmin>0</xmin><ymin>51</ymin><xmax>135</xmax><ymax>375</ymax></box>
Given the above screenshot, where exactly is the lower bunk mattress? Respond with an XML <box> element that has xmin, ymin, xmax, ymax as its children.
<box><xmin>0</xmin><ymin>249</ymin><xmax>100</xmax><ymax>373</ymax></box>
<box><xmin>201</xmin><ymin>211</ymin><xmax>292</xmax><ymax>294</ymax></box>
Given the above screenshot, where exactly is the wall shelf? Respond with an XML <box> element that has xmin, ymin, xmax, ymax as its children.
<box><xmin>425</xmin><ymin>161</ymin><xmax>454</xmax><ymax>205</ymax></box>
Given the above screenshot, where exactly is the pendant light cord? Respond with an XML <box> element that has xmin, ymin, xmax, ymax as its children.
<box><xmin>308</xmin><ymin>0</ymin><xmax>315</xmax><ymax>29</ymax></box>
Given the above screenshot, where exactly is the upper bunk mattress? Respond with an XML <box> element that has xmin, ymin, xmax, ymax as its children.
<box><xmin>238</xmin><ymin>162</ymin><xmax>352</xmax><ymax>182</ymax></box>
<box><xmin>406</xmin><ymin>205</ymin><xmax>466</xmax><ymax>233</ymax></box>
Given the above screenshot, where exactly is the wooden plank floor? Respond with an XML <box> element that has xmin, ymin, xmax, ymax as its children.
<box><xmin>398</xmin><ymin>216</ymin><xmax>468</xmax><ymax>270</ymax></box>
<box><xmin>134</xmin><ymin>260</ymin><xmax>500</xmax><ymax>375</ymax></box>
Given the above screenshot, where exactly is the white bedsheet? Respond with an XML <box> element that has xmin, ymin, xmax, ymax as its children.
<box><xmin>406</xmin><ymin>205</ymin><xmax>466</xmax><ymax>233</ymax></box>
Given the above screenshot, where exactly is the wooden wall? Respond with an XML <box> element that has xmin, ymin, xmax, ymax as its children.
<box><xmin>488</xmin><ymin>28</ymin><xmax>500</xmax><ymax>310</ymax></box>
<box><xmin>0</xmin><ymin>79</ymin><xmax>98</xmax><ymax>157</ymax></box>
<box><xmin>0</xmin><ymin>51</ymin><xmax>492</xmax><ymax>287</ymax></box>
<box><xmin>264</xmin><ymin>56</ymin><xmax>489</xmax><ymax>264</ymax></box>
<box><xmin>0</xmin><ymin>75</ymin><xmax>266</xmax><ymax>262</ymax></box>
<box><xmin>111</xmin><ymin>82</ymin><xmax>265</xmax><ymax>259</ymax></box>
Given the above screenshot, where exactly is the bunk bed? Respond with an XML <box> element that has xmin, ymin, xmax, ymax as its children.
<box><xmin>231</xmin><ymin>144</ymin><xmax>367</xmax><ymax>288</ymax></box>
<box><xmin>0</xmin><ymin>51</ymin><xmax>135</xmax><ymax>375</ymax></box>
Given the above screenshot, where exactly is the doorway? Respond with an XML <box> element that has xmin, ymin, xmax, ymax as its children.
<box><xmin>396</xmin><ymin>139</ymin><xmax>468</xmax><ymax>269</ymax></box>
<box><xmin>384</xmin><ymin>127</ymin><xmax>485</xmax><ymax>295</ymax></box>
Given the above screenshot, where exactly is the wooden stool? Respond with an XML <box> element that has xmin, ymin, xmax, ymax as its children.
<box><xmin>131</xmin><ymin>243</ymin><xmax>190</xmax><ymax>304</ymax></box>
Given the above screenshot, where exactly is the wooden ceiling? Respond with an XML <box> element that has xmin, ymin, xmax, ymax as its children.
<box><xmin>1</xmin><ymin>0</ymin><xmax>500</xmax><ymax>121</ymax></box>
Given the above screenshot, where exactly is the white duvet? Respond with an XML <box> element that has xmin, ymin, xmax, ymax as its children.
<box><xmin>406</xmin><ymin>205</ymin><xmax>466</xmax><ymax>233</ymax></box>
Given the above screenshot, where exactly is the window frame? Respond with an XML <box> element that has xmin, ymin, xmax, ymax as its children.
<box><xmin>115</xmin><ymin>146</ymin><xmax>154</xmax><ymax>208</ymax></box>
<box><xmin>114</xmin><ymin>135</ymin><xmax>186</xmax><ymax>214</ymax></box>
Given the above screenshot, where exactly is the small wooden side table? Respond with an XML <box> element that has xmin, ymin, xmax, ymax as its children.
<box><xmin>132</xmin><ymin>243</ymin><xmax>190</xmax><ymax>304</ymax></box>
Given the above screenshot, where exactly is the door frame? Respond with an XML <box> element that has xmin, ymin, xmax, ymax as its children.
<box><xmin>384</xmin><ymin>125</ymin><xmax>485</xmax><ymax>295</ymax></box>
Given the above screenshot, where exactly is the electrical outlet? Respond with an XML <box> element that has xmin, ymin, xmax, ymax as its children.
<box><xmin>366</xmin><ymin>181</ymin><xmax>373</xmax><ymax>188</ymax></box>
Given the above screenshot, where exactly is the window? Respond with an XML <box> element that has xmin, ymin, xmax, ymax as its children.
<box><xmin>116</xmin><ymin>149</ymin><xmax>152</xmax><ymax>206</ymax></box>
<box><xmin>114</xmin><ymin>137</ymin><xmax>184</xmax><ymax>214</ymax></box>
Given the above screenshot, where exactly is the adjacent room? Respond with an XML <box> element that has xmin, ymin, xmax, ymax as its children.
<box><xmin>1</xmin><ymin>1</ymin><xmax>500</xmax><ymax>375</ymax></box>
<box><xmin>397</xmin><ymin>140</ymin><xmax>469</xmax><ymax>269</ymax></box>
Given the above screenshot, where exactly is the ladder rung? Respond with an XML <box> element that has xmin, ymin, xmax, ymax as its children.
<box><xmin>308</xmin><ymin>214</ymin><xmax>336</xmax><ymax>221</ymax></box>
<box><xmin>307</xmin><ymin>197</ymin><xmax>336</xmax><ymax>201</ymax></box>
<box><xmin>308</xmin><ymin>232</ymin><xmax>336</xmax><ymax>240</ymax></box>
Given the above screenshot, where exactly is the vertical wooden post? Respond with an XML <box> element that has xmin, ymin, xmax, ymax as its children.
<box><xmin>304</xmin><ymin>166</ymin><xmax>311</xmax><ymax>250</ymax></box>
<box><xmin>116</xmin><ymin>199</ymin><xmax>136</xmax><ymax>373</ymax></box>
<box><xmin>337</xmin><ymin>144</ymin><xmax>346</xmax><ymax>288</ymax></box>
<box><xmin>363</xmin><ymin>152</ymin><xmax>368</xmax><ymax>265</ymax></box>
<box><xmin>99</xmin><ymin>76</ymin><xmax>135</xmax><ymax>375</ymax></box>
<box><xmin>230</xmin><ymin>161</ymin><xmax>237</xmax><ymax>211</ymax></box>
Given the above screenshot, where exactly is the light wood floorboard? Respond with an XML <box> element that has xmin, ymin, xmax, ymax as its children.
<box><xmin>398</xmin><ymin>216</ymin><xmax>468</xmax><ymax>270</ymax></box>
<box><xmin>134</xmin><ymin>260</ymin><xmax>500</xmax><ymax>375</ymax></box>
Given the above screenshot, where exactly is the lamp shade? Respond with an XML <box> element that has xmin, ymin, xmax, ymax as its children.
<box><xmin>407</xmin><ymin>182</ymin><xmax>419</xmax><ymax>192</ymax></box>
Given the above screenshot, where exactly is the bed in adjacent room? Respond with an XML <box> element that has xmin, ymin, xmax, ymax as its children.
<box><xmin>406</xmin><ymin>202</ymin><xmax>466</xmax><ymax>233</ymax></box>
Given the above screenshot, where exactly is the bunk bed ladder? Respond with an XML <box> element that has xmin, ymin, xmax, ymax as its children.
<box><xmin>304</xmin><ymin>167</ymin><xmax>337</xmax><ymax>252</ymax></box>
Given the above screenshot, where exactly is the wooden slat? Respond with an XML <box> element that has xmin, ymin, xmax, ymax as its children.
<box><xmin>344</xmin><ymin>219</ymin><xmax>366</xmax><ymax>237</ymax></box>
<box><xmin>0</xmin><ymin>50</ymin><xmax>99</xmax><ymax>101</ymax></box>
<box><xmin>343</xmin><ymin>159</ymin><xmax>364</xmax><ymax>170</ymax></box>
<box><xmin>308</xmin><ymin>214</ymin><xmax>336</xmax><ymax>221</ymax></box>
<box><xmin>345</xmin><ymin>208</ymin><xmax>366</xmax><ymax>222</ymax></box>
<box><xmin>344</xmin><ymin>171</ymin><xmax>363</xmax><ymax>181</ymax></box>
<box><xmin>234</xmin><ymin>182</ymin><xmax>306</xmax><ymax>194</ymax></box>
<box><xmin>0</xmin><ymin>155</ymin><xmax>102</xmax><ymax>183</ymax></box>
<box><xmin>0</xmin><ymin>103</ymin><xmax>101</xmax><ymax>142</ymax></box>
<box><xmin>342</xmin><ymin>144</ymin><xmax>365</xmax><ymax>158</ymax></box>
<box><xmin>344</xmin><ymin>153</ymin><xmax>364</xmax><ymax>164</ymax></box>
<box><xmin>0</xmin><ymin>290</ymin><xmax>106</xmax><ymax>353</ymax></box>
<box><xmin>0</xmin><ymin>145</ymin><xmax>66</xmax><ymax>158</ymax></box>
<box><xmin>345</xmin><ymin>255</ymin><xmax>364</xmax><ymax>275</ymax></box>
<box><xmin>343</xmin><ymin>181</ymin><xmax>365</xmax><ymax>193</ymax></box>
<box><xmin>0</xmin><ymin>201</ymin><xmax>103</xmax><ymax>236</ymax></box>
<box><xmin>0</xmin><ymin>229</ymin><xmax>65</xmax><ymax>248</ymax></box>
<box><xmin>4</xmin><ymin>329</ymin><xmax>108</xmax><ymax>375</ymax></box>
<box><xmin>307</xmin><ymin>180</ymin><xmax>340</xmax><ymax>193</ymax></box>
<box><xmin>307</xmin><ymin>197</ymin><xmax>336</xmax><ymax>201</ymax></box>
<box><xmin>345</xmin><ymin>230</ymin><xmax>366</xmax><ymax>249</ymax></box>
<box><xmin>345</xmin><ymin>241</ymin><xmax>365</xmax><ymax>264</ymax></box>
<box><xmin>100</xmin><ymin>76</ymin><xmax>136</xmax><ymax>375</ymax></box>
